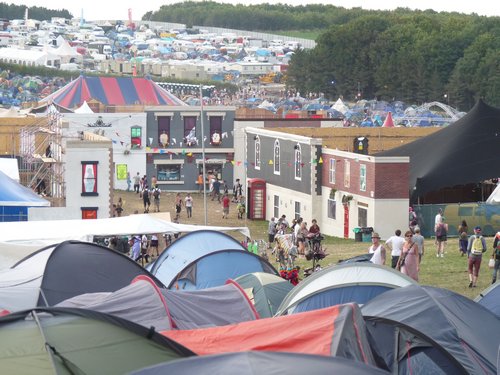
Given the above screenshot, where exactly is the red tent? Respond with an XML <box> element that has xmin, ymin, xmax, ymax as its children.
<box><xmin>382</xmin><ymin>111</ymin><xmax>394</xmax><ymax>127</ymax></box>
<box><xmin>162</xmin><ymin>304</ymin><xmax>377</xmax><ymax>367</ymax></box>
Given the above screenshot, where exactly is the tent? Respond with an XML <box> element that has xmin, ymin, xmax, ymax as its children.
<box><xmin>229</xmin><ymin>272</ymin><xmax>294</xmax><ymax>318</ymax></box>
<box><xmin>131</xmin><ymin>351</ymin><xmax>389</xmax><ymax>375</ymax></box>
<box><xmin>0</xmin><ymin>158</ymin><xmax>20</xmax><ymax>181</ymax></box>
<box><xmin>0</xmin><ymin>214</ymin><xmax>250</xmax><ymax>245</ymax></box>
<box><xmin>41</xmin><ymin>75</ymin><xmax>187</xmax><ymax>108</ymax></box>
<box><xmin>0</xmin><ymin>307</ymin><xmax>194</xmax><ymax>374</ymax></box>
<box><xmin>362</xmin><ymin>285</ymin><xmax>500</xmax><ymax>375</ymax></box>
<box><xmin>74</xmin><ymin>100</ymin><xmax>94</xmax><ymax>113</ymax></box>
<box><xmin>57</xmin><ymin>275</ymin><xmax>258</xmax><ymax>330</ymax></box>
<box><xmin>162</xmin><ymin>304</ymin><xmax>378</xmax><ymax>368</ymax></box>
<box><xmin>0</xmin><ymin>240</ymin><xmax>163</xmax><ymax>312</ymax></box>
<box><xmin>332</xmin><ymin>98</ymin><xmax>349</xmax><ymax>114</ymax></box>
<box><xmin>475</xmin><ymin>282</ymin><xmax>500</xmax><ymax>319</ymax></box>
<box><xmin>377</xmin><ymin>100</ymin><xmax>500</xmax><ymax>198</ymax></box>
<box><xmin>0</xmin><ymin>170</ymin><xmax>50</xmax><ymax>222</ymax></box>
<box><xmin>382</xmin><ymin>111</ymin><xmax>394</xmax><ymax>127</ymax></box>
<box><xmin>276</xmin><ymin>263</ymin><xmax>416</xmax><ymax>315</ymax></box>
<box><xmin>150</xmin><ymin>230</ymin><xmax>277</xmax><ymax>290</ymax></box>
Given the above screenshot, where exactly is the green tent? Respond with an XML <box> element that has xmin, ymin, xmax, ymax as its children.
<box><xmin>230</xmin><ymin>272</ymin><xmax>294</xmax><ymax>318</ymax></box>
<box><xmin>0</xmin><ymin>307</ymin><xmax>194</xmax><ymax>374</ymax></box>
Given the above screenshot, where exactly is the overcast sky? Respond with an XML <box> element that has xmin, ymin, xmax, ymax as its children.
<box><xmin>12</xmin><ymin>0</ymin><xmax>500</xmax><ymax>21</ymax></box>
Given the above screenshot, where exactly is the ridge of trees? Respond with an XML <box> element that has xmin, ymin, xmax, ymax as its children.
<box><xmin>146</xmin><ymin>2</ymin><xmax>500</xmax><ymax>110</ymax></box>
<box><xmin>0</xmin><ymin>3</ymin><xmax>72</xmax><ymax>20</ymax></box>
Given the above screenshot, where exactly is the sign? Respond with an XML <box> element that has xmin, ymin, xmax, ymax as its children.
<box><xmin>116</xmin><ymin>164</ymin><xmax>128</xmax><ymax>180</ymax></box>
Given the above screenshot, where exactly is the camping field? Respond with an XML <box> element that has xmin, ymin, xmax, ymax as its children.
<box><xmin>115</xmin><ymin>189</ymin><xmax>494</xmax><ymax>300</ymax></box>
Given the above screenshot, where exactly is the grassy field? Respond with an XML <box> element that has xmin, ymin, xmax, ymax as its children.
<box><xmin>115</xmin><ymin>190</ymin><xmax>494</xmax><ymax>300</ymax></box>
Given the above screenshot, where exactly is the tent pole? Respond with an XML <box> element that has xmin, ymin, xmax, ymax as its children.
<box><xmin>31</xmin><ymin>311</ymin><xmax>59</xmax><ymax>373</ymax></box>
<box><xmin>199</xmin><ymin>85</ymin><xmax>208</xmax><ymax>225</ymax></box>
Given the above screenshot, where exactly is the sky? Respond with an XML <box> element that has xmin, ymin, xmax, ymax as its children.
<box><xmin>11</xmin><ymin>0</ymin><xmax>500</xmax><ymax>21</ymax></box>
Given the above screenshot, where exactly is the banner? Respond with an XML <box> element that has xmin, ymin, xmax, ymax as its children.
<box><xmin>116</xmin><ymin>164</ymin><xmax>128</xmax><ymax>180</ymax></box>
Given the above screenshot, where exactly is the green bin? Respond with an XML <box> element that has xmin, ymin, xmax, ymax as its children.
<box><xmin>353</xmin><ymin>227</ymin><xmax>362</xmax><ymax>242</ymax></box>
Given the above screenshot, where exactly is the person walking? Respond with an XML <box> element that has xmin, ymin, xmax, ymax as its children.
<box><xmin>467</xmin><ymin>226</ymin><xmax>487</xmax><ymax>288</ymax></box>
<box><xmin>232</xmin><ymin>178</ymin><xmax>242</xmax><ymax>202</ymax></box>
<box><xmin>174</xmin><ymin>193</ymin><xmax>183</xmax><ymax>220</ymax></box>
<box><xmin>185</xmin><ymin>193</ymin><xmax>193</xmax><ymax>218</ymax></box>
<box><xmin>142</xmin><ymin>187</ymin><xmax>151</xmax><ymax>213</ymax></box>
<box><xmin>385</xmin><ymin>229</ymin><xmax>405</xmax><ymax>269</ymax></box>
<box><xmin>268</xmin><ymin>217</ymin><xmax>276</xmax><ymax>249</ymax></box>
<box><xmin>212</xmin><ymin>178</ymin><xmax>221</xmax><ymax>202</ymax></box>
<box><xmin>458</xmin><ymin>220</ymin><xmax>469</xmax><ymax>256</ymax></box>
<box><xmin>116</xmin><ymin>197</ymin><xmax>124</xmax><ymax>217</ymax></box>
<box><xmin>368</xmin><ymin>232</ymin><xmax>386</xmax><ymax>265</ymax></box>
<box><xmin>152</xmin><ymin>186</ymin><xmax>161</xmax><ymax>212</ymax></box>
<box><xmin>492</xmin><ymin>232</ymin><xmax>500</xmax><ymax>284</ymax></box>
<box><xmin>435</xmin><ymin>217</ymin><xmax>448</xmax><ymax>258</ymax></box>
<box><xmin>413</xmin><ymin>227</ymin><xmax>425</xmax><ymax>263</ymax></box>
<box><xmin>126</xmin><ymin>172</ymin><xmax>131</xmax><ymax>192</ymax></box>
<box><xmin>397</xmin><ymin>230</ymin><xmax>420</xmax><ymax>281</ymax></box>
<box><xmin>222</xmin><ymin>193</ymin><xmax>231</xmax><ymax>219</ymax></box>
<box><xmin>133</xmin><ymin>172</ymin><xmax>141</xmax><ymax>194</ymax></box>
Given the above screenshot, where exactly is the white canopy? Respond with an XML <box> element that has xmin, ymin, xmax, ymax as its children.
<box><xmin>332</xmin><ymin>98</ymin><xmax>349</xmax><ymax>114</ymax></box>
<box><xmin>74</xmin><ymin>101</ymin><xmax>94</xmax><ymax>114</ymax></box>
<box><xmin>0</xmin><ymin>214</ymin><xmax>250</xmax><ymax>246</ymax></box>
<box><xmin>485</xmin><ymin>183</ymin><xmax>500</xmax><ymax>204</ymax></box>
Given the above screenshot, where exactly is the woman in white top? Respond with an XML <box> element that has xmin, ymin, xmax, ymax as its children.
<box><xmin>369</xmin><ymin>232</ymin><xmax>386</xmax><ymax>265</ymax></box>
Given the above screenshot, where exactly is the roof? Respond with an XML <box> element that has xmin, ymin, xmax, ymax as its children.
<box><xmin>0</xmin><ymin>170</ymin><xmax>50</xmax><ymax>207</ymax></box>
<box><xmin>276</xmin><ymin>263</ymin><xmax>416</xmax><ymax>315</ymax></box>
<box><xmin>377</xmin><ymin>99</ymin><xmax>500</xmax><ymax>197</ymax></box>
<box><xmin>41</xmin><ymin>75</ymin><xmax>187</xmax><ymax>108</ymax></box>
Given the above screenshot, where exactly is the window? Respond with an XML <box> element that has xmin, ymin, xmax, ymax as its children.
<box><xmin>294</xmin><ymin>144</ymin><xmax>301</xmax><ymax>180</ymax></box>
<box><xmin>209</xmin><ymin>116</ymin><xmax>222</xmax><ymax>145</ymax></box>
<box><xmin>157</xmin><ymin>164</ymin><xmax>181</xmax><ymax>182</ymax></box>
<box><xmin>81</xmin><ymin>162</ymin><xmax>98</xmax><ymax>196</ymax></box>
<box><xmin>274</xmin><ymin>195</ymin><xmax>279</xmax><ymax>218</ymax></box>
<box><xmin>81</xmin><ymin>207</ymin><xmax>98</xmax><ymax>220</ymax></box>
<box><xmin>344</xmin><ymin>160</ymin><xmax>350</xmax><ymax>188</ymax></box>
<box><xmin>130</xmin><ymin>126</ymin><xmax>142</xmax><ymax>149</ymax></box>
<box><xmin>274</xmin><ymin>140</ymin><xmax>280</xmax><ymax>175</ymax></box>
<box><xmin>255</xmin><ymin>136</ymin><xmax>261</xmax><ymax>170</ymax></box>
<box><xmin>158</xmin><ymin>117</ymin><xmax>170</xmax><ymax>148</ymax></box>
<box><xmin>294</xmin><ymin>201</ymin><xmax>301</xmax><ymax>221</ymax></box>
<box><xmin>184</xmin><ymin>116</ymin><xmax>197</xmax><ymax>146</ymax></box>
<box><xmin>358</xmin><ymin>207</ymin><xmax>368</xmax><ymax>227</ymax></box>
<box><xmin>327</xmin><ymin>199</ymin><xmax>337</xmax><ymax>219</ymax></box>
<box><xmin>360</xmin><ymin>164</ymin><xmax>367</xmax><ymax>192</ymax></box>
<box><xmin>329</xmin><ymin>158</ymin><xmax>336</xmax><ymax>184</ymax></box>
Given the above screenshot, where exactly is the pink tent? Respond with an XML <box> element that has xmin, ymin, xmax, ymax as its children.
<box><xmin>382</xmin><ymin>111</ymin><xmax>394</xmax><ymax>127</ymax></box>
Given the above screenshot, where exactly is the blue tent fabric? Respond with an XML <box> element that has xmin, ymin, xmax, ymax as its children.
<box><xmin>151</xmin><ymin>230</ymin><xmax>277</xmax><ymax>290</ymax></box>
<box><xmin>475</xmin><ymin>282</ymin><xmax>500</xmax><ymax>319</ymax></box>
<box><xmin>0</xmin><ymin>170</ymin><xmax>49</xmax><ymax>222</ymax></box>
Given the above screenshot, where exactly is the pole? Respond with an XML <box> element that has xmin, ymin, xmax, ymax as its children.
<box><xmin>200</xmin><ymin>85</ymin><xmax>208</xmax><ymax>225</ymax></box>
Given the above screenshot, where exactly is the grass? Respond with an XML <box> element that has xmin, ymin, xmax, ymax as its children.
<box><xmin>115</xmin><ymin>190</ymin><xmax>494</xmax><ymax>300</ymax></box>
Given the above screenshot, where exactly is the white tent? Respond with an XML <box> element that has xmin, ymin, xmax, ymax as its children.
<box><xmin>0</xmin><ymin>158</ymin><xmax>20</xmax><ymax>182</ymax></box>
<box><xmin>332</xmin><ymin>98</ymin><xmax>349</xmax><ymax>114</ymax></box>
<box><xmin>485</xmin><ymin>183</ymin><xmax>500</xmax><ymax>204</ymax></box>
<box><xmin>0</xmin><ymin>214</ymin><xmax>250</xmax><ymax>246</ymax></box>
<box><xmin>74</xmin><ymin>101</ymin><xmax>94</xmax><ymax>114</ymax></box>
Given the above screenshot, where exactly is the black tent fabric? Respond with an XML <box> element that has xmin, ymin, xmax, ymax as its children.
<box><xmin>362</xmin><ymin>285</ymin><xmax>500</xmax><ymax>375</ymax></box>
<box><xmin>29</xmin><ymin>240</ymin><xmax>164</xmax><ymax>306</ymax></box>
<box><xmin>376</xmin><ymin>100</ymin><xmax>500</xmax><ymax>197</ymax></box>
<box><xmin>130</xmin><ymin>351</ymin><xmax>389</xmax><ymax>375</ymax></box>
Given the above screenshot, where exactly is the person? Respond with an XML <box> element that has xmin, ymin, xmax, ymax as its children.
<box><xmin>212</xmin><ymin>178</ymin><xmax>221</xmax><ymax>202</ymax></box>
<box><xmin>185</xmin><ymin>193</ymin><xmax>193</xmax><ymax>218</ymax></box>
<box><xmin>133</xmin><ymin>172</ymin><xmax>141</xmax><ymax>194</ymax></box>
<box><xmin>222</xmin><ymin>193</ymin><xmax>231</xmax><ymax>218</ymax></box>
<box><xmin>237</xmin><ymin>196</ymin><xmax>246</xmax><ymax>219</ymax></box>
<box><xmin>116</xmin><ymin>197</ymin><xmax>124</xmax><ymax>217</ymax></box>
<box><xmin>294</xmin><ymin>217</ymin><xmax>303</xmax><ymax>245</ymax></box>
<box><xmin>142</xmin><ymin>187</ymin><xmax>151</xmax><ymax>213</ymax></box>
<box><xmin>232</xmin><ymin>178</ymin><xmax>243</xmax><ymax>202</ymax></box>
<box><xmin>149</xmin><ymin>234</ymin><xmax>159</xmax><ymax>258</ymax></box>
<box><xmin>151</xmin><ymin>175</ymin><xmax>157</xmax><ymax>189</ymax></box>
<box><xmin>412</xmin><ymin>227</ymin><xmax>425</xmax><ymax>263</ymax></box>
<box><xmin>435</xmin><ymin>217</ymin><xmax>448</xmax><ymax>258</ymax></box>
<box><xmin>152</xmin><ymin>186</ymin><xmax>161</xmax><ymax>212</ymax></box>
<box><xmin>296</xmin><ymin>221</ymin><xmax>309</xmax><ymax>257</ymax></box>
<box><xmin>458</xmin><ymin>220</ymin><xmax>469</xmax><ymax>256</ymax></box>
<box><xmin>130</xmin><ymin>235</ymin><xmax>141</xmax><ymax>261</ymax></box>
<box><xmin>268</xmin><ymin>217</ymin><xmax>276</xmax><ymax>249</ymax></box>
<box><xmin>276</xmin><ymin>215</ymin><xmax>289</xmax><ymax>234</ymax></box>
<box><xmin>309</xmin><ymin>219</ymin><xmax>320</xmax><ymax>235</ymax></box>
<box><xmin>140</xmin><ymin>175</ymin><xmax>147</xmax><ymax>193</ymax></box>
<box><xmin>467</xmin><ymin>226</ymin><xmax>487</xmax><ymax>287</ymax></box>
<box><xmin>196</xmin><ymin>173</ymin><xmax>204</xmax><ymax>193</ymax></box>
<box><xmin>409</xmin><ymin>207</ymin><xmax>418</xmax><ymax>233</ymax></box>
<box><xmin>141</xmin><ymin>234</ymin><xmax>149</xmax><ymax>263</ymax></box>
<box><xmin>434</xmin><ymin>208</ymin><xmax>443</xmax><ymax>228</ymax></box>
<box><xmin>397</xmin><ymin>230</ymin><xmax>420</xmax><ymax>281</ymax></box>
<box><xmin>368</xmin><ymin>232</ymin><xmax>386</xmax><ymax>265</ymax></box>
<box><xmin>174</xmin><ymin>193</ymin><xmax>183</xmax><ymax>220</ymax></box>
<box><xmin>385</xmin><ymin>229</ymin><xmax>405</xmax><ymax>269</ymax></box>
<box><xmin>491</xmin><ymin>232</ymin><xmax>500</xmax><ymax>284</ymax></box>
<box><xmin>222</xmin><ymin>180</ymin><xmax>229</xmax><ymax>195</ymax></box>
<box><xmin>126</xmin><ymin>172</ymin><xmax>131</xmax><ymax>192</ymax></box>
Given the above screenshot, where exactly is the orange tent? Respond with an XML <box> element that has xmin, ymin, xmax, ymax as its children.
<box><xmin>163</xmin><ymin>304</ymin><xmax>377</xmax><ymax>367</ymax></box>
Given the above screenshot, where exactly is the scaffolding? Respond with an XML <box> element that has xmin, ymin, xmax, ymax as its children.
<box><xmin>19</xmin><ymin>107</ymin><xmax>65</xmax><ymax>207</ymax></box>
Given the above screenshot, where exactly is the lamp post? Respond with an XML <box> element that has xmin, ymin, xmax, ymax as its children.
<box><xmin>199</xmin><ymin>84</ymin><xmax>208</xmax><ymax>225</ymax></box>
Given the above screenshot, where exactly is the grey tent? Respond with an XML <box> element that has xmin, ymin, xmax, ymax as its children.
<box><xmin>131</xmin><ymin>351</ymin><xmax>389</xmax><ymax>375</ymax></box>
<box><xmin>230</xmin><ymin>272</ymin><xmax>294</xmax><ymax>318</ymax></box>
<box><xmin>0</xmin><ymin>240</ymin><xmax>163</xmax><ymax>312</ymax></box>
<box><xmin>377</xmin><ymin>100</ymin><xmax>500</xmax><ymax>199</ymax></box>
<box><xmin>475</xmin><ymin>282</ymin><xmax>500</xmax><ymax>319</ymax></box>
<box><xmin>57</xmin><ymin>275</ymin><xmax>258</xmax><ymax>330</ymax></box>
<box><xmin>0</xmin><ymin>307</ymin><xmax>194</xmax><ymax>375</ymax></box>
<box><xmin>362</xmin><ymin>285</ymin><xmax>500</xmax><ymax>375</ymax></box>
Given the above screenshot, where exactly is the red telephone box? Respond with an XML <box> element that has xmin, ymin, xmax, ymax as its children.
<box><xmin>247</xmin><ymin>178</ymin><xmax>266</xmax><ymax>220</ymax></box>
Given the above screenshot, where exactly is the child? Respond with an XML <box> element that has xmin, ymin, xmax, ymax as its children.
<box><xmin>237</xmin><ymin>196</ymin><xmax>246</xmax><ymax>220</ymax></box>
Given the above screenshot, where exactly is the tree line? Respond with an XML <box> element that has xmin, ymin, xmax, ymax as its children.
<box><xmin>0</xmin><ymin>3</ymin><xmax>72</xmax><ymax>21</ymax></box>
<box><xmin>147</xmin><ymin>2</ymin><xmax>500</xmax><ymax>110</ymax></box>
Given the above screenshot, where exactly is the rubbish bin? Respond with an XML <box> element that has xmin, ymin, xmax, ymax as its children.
<box><xmin>353</xmin><ymin>227</ymin><xmax>362</xmax><ymax>242</ymax></box>
<box><xmin>361</xmin><ymin>227</ymin><xmax>374</xmax><ymax>242</ymax></box>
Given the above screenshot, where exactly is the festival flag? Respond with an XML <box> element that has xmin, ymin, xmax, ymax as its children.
<box><xmin>268</xmin><ymin>159</ymin><xmax>273</xmax><ymax>165</ymax></box>
<box><xmin>319</xmin><ymin>157</ymin><xmax>323</xmax><ymax>164</ymax></box>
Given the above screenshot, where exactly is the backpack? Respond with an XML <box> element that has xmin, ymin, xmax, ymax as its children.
<box><xmin>153</xmin><ymin>189</ymin><xmax>160</xmax><ymax>198</ymax></box>
<box><xmin>471</xmin><ymin>235</ymin><xmax>484</xmax><ymax>255</ymax></box>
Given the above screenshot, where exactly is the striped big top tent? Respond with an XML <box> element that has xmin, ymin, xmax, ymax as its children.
<box><xmin>41</xmin><ymin>75</ymin><xmax>186</xmax><ymax>108</ymax></box>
